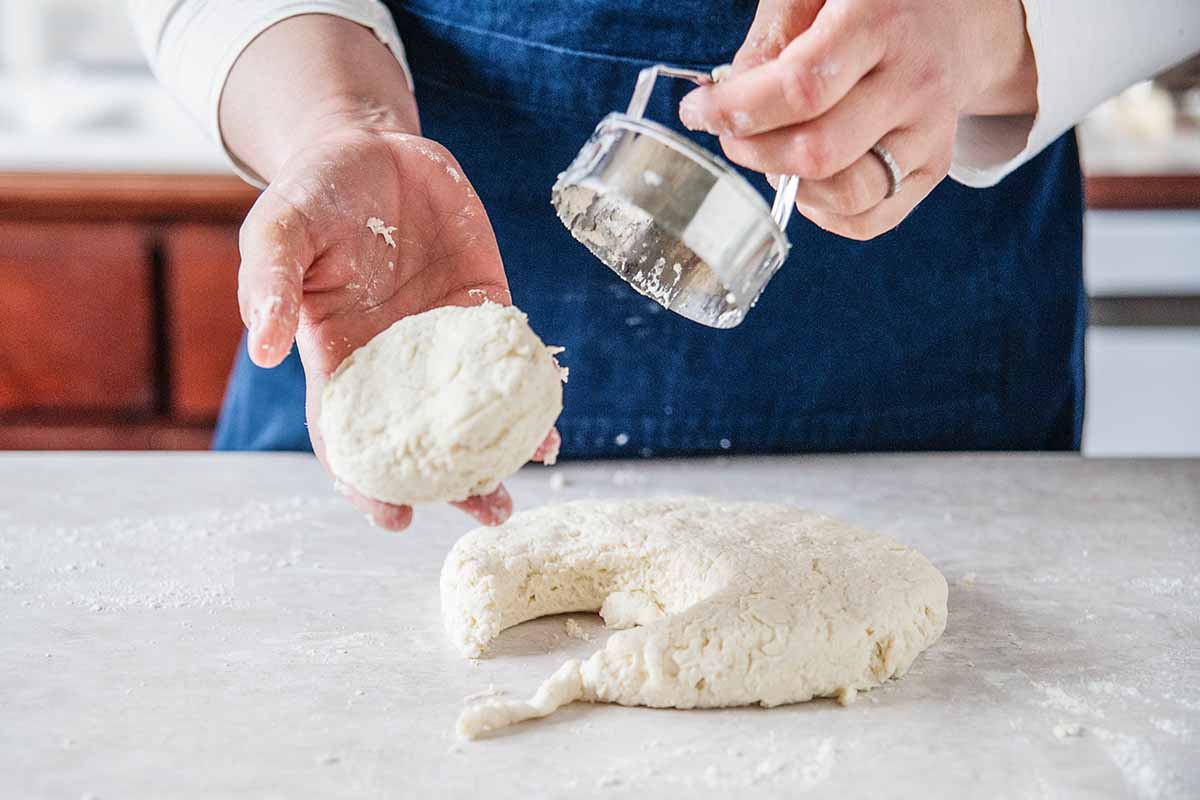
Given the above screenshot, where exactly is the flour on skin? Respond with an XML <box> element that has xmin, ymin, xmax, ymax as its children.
<box><xmin>366</xmin><ymin>216</ymin><xmax>397</xmax><ymax>248</ymax></box>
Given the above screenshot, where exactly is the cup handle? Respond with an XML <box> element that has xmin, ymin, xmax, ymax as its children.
<box><xmin>629</xmin><ymin>64</ymin><xmax>800</xmax><ymax>235</ymax></box>
<box><xmin>770</xmin><ymin>175</ymin><xmax>799</xmax><ymax>230</ymax></box>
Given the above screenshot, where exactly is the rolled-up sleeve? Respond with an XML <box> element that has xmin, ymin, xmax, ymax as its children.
<box><xmin>950</xmin><ymin>0</ymin><xmax>1200</xmax><ymax>187</ymax></box>
<box><xmin>128</xmin><ymin>0</ymin><xmax>412</xmax><ymax>182</ymax></box>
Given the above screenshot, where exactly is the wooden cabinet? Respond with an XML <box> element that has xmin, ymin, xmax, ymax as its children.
<box><xmin>0</xmin><ymin>222</ymin><xmax>155</xmax><ymax>414</ymax></box>
<box><xmin>0</xmin><ymin>172</ymin><xmax>256</xmax><ymax>449</ymax></box>
<box><xmin>164</xmin><ymin>225</ymin><xmax>243</xmax><ymax>422</ymax></box>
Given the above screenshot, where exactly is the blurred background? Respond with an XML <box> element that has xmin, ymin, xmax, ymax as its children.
<box><xmin>1</xmin><ymin>0</ymin><xmax>1198</xmax><ymax>455</ymax></box>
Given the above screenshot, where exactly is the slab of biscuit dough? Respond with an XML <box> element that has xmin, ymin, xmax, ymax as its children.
<box><xmin>442</xmin><ymin>497</ymin><xmax>947</xmax><ymax>738</ymax></box>
<box><xmin>319</xmin><ymin>303</ymin><xmax>563</xmax><ymax>505</ymax></box>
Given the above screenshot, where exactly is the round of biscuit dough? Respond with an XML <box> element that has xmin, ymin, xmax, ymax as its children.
<box><xmin>319</xmin><ymin>303</ymin><xmax>563</xmax><ymax>505</ymax></box>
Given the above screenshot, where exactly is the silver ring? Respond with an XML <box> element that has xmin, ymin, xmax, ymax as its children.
<box><xmin>870</xmin><ymin>142</ymin><xmax>903</xmax><ymax>199</ymax></box>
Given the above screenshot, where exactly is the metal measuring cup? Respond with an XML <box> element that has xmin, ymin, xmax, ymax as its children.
<box><xmin>552</xmin><ymin>64</ymin><xmax>799</xmax><ymax>329</ymax></box>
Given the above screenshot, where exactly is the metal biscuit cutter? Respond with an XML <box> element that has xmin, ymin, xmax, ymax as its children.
<box><xmin>551</xmin><ymin>64</ymin><xmax>799</xmax><ymax>329</ymax></box>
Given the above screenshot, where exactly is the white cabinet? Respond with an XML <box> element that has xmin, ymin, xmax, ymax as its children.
<box><xmin>1085</xmin><ymin>210</ymin><xmax>1200</xmax><ymax>296</ymax></box>
<box><xmin>1082</xmin><ymin>210</ymin><xmax>1200</xmax><ymax>456</ymax></box>
<box><xmin>1084</xmin><ymin>328</ymin><xmax>1200</xmax><ymax>456</ymax></box>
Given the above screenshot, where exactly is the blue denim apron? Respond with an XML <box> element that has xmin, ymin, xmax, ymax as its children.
<box><xmin>215</xmin><ymin>0</ymin><xmax>1086</xmax><ymax>456</ymax></box>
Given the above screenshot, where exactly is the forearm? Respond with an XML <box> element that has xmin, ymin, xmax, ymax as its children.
<box><xmin>952</xmin><ymin>0</ymin><xmax>1200</xmax><ymax>187</ymax></box>
<box><xmin>220</xmin><ymin>14</ymin><xmax>420</xmax><ymax>183</ymax></box>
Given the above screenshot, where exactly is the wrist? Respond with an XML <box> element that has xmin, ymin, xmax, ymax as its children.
<box><xmin>963</xmin><ymin>0</ymin><xmax>1038</xmax><ymax>117</ymax></box>
<box><xmin>220</xmin><ymin>14</ymin><xmax>419</xmax><ymax>182</ymax></box>
<box><xmin>289</xmin><ymin>93</ymin><xmax>420</xmax><ymax>152</ymax></box>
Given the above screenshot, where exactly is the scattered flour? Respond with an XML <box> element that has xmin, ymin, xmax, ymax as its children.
<box><xmin>0</xmin><ymin>497</ymin><xmax>326</xmax><ymax>614</ymax></box>
<box><xmin>1032</xmin><ymin>682</ymin><xmax>1102</xmax><ymax>718</ymax></box>
<box><xmin>1088</xmin><ymin>680</ymin><xmax>1141</xmax><ymax>699</ymax></box>
<box><xmin>1128</xmin><ymin>576</ymin><xmax>1194</xmax><ymax>598</ymax></box>
<box><xmin>1150</xmin><ymin>717</ymin><xmax>1190</xmax><ymax>737</ymax></box>
<box><xmin>366</xmin><ymin>217</ymin><xmax>397</xmax><ymax>248</ymax></box>
<box><xmin>1093</xmin><ymin>727</ymin><xmax>1179</xmax><ymax>799</ymax></box>
<box><xmin>1052</xmin><ymin>722</ymin><xmax>1087</xmax><ymax>738</ymax></box>
<box><xmin>463</xmin><ymin>684</ymin><xmax>506</xmax><ymax>704</ymax></box>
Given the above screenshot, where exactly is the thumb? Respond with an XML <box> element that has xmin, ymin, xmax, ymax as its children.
<box><xmin>734</xmin><ymin>0</ymin><xmax>824</xmax><ymax>71</ymax></box>
<box><xmin>236</xmin><ymin>188</ymin><xmax>315</xmax><ymax>368</ymax></box>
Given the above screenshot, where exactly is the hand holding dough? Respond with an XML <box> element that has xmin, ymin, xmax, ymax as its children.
<box><xmin>442</xmin><ymin>497</ymin><xmax>948</xmax><ymax>738</ymax></box>
<box><xmin>320</xmin><ymin>303</ymin><xmax>564</xmax><ymax>506</ymax></box>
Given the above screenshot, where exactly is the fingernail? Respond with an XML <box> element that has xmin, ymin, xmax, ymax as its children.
<box><xmin>678</xmin><ymin>92</ymin><xmax>706</xmax><ymax>131</ymax></box>
<box><xmin>381</xmin><ymin>506</ymin><xmax>413</xmax><ymax>532</ymax></box>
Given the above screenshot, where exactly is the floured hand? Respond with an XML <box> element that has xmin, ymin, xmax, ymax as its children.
<box><xmin>236</xmin><ymin>127</ymin><xmax>557</xmax><ymax>530</ymax></box>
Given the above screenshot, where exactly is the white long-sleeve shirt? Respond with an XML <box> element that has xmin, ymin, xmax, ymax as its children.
<box><xmin>129</xmin><ymin>0</ymin><xmax>1200</xmax><ymax>188</ymax></box>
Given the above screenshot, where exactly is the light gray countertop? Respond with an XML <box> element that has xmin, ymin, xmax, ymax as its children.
<box><xmin>2</xmin><ymin>453</ymin><xmax>1198</xmax><ymax>798</ymax></box>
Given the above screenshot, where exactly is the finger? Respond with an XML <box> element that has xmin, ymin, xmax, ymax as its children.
<box><xmin>452</xmin><ymin>484</ymin><xmax>513</xmax><ymax>527</ymax></box>
<box><xmin>530</xmin><ymin>428</ymin><xmax>561</xmax><ymax>465</ymax></box>
<box><xmin>680</xmin><ymin>13</ymin><xmax>883</xmax><ymax>138</ymax></box>
<box><xmin>337</xmin><ymin>480</ymin><xmax>414</xmax><ymax>532</ymax></box>
<box><xmin>237</xmin><ymin>188</ymin><xmax>316</xmax><ymax>367</ymax></box>
<box><xmin>796</xmin><ymin>154</ymin><xmax>951</xmax><ymax>242</ymax></box>
<box><xmin>791</xmin><ymin>128</ymin><xmax>930</xmax><ymax>217</ymax></box>
<box><xmin>718</xmin><ymin>70</ymin><xmax>916</xmax><ymax>179</ymax></box>
<box><xmin>306</xmin><ymin>377</ymin><xmax>413</xmax><ymax>531</ymax></box>
<box><xmin>446</xmin><ymin>283</ymin><xmax>512</xmax><ymax>309</ymax></box>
